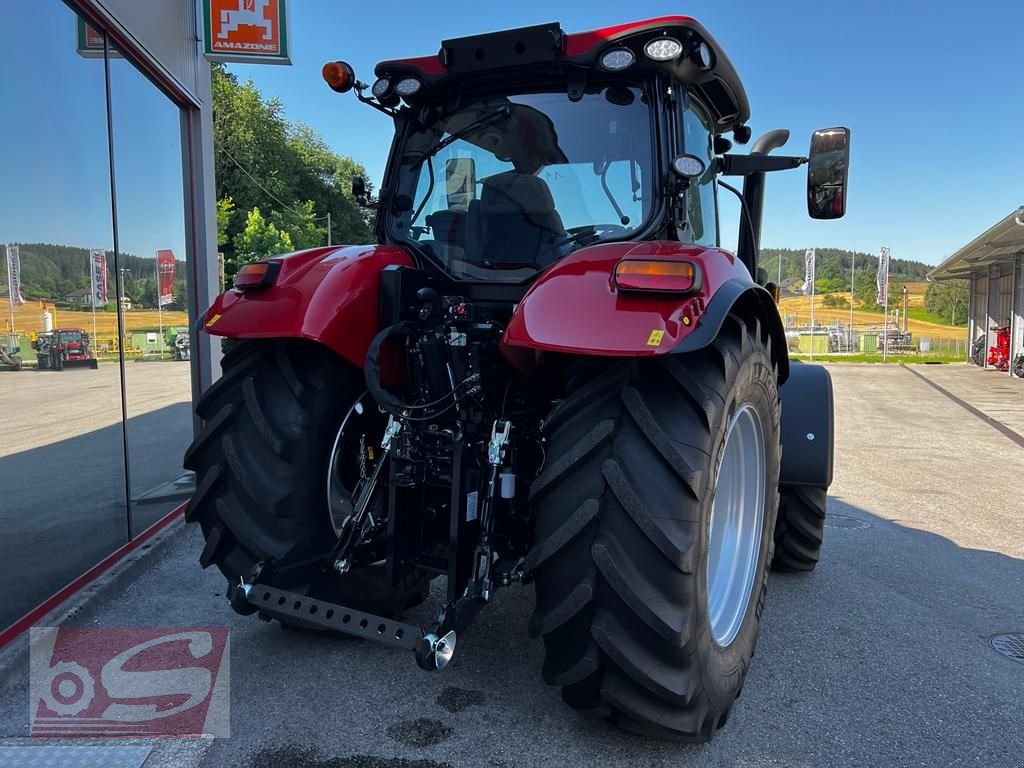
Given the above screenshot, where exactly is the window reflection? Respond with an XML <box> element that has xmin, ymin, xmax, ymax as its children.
<box><xmin>108</xmin><ymin>47</ymin><xmax>193</xmax><ymax>533</ymax></box>
<box><xmin>0</xmin><ymin>2</ymin><xmax>127</xmax><ymax>630</ymax></box>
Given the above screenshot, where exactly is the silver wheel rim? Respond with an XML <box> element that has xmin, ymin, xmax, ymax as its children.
<box><xmin>706</xmin><ymin>403</ymin><xmax>766</xmax><ymax>647</ymax></box>
<box><xmin>326</xmin><ymin>391</ymin><xmax>385</xmax><ymax>537</ymax></box>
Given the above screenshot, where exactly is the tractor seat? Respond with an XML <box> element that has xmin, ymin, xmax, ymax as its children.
<box><xmin>465</xmin><ymin>171</ymin><xmax>566</xmax><ymax>268</ymax></box>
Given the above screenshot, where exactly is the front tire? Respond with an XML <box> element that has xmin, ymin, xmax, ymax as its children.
<box><xmin>528</xmin><ymin>315</ymin><xmax>780</xmax><ymax>741</ymax></box>
<box><xmin>183</xmin><ymin>340</ymin><xmax>427</xmax><ymax>620</ymax></box>
<box><xmin>772</xmin><ymin>486</ymin><xmax>827</xmax><ymax>572</ymax></box>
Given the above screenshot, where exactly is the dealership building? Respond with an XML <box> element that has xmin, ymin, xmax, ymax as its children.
<box><xmin>0</xmin><ymin>0</ymin><xmax>231</xmax><ymax>639</ymax></box>
<box><xmin>928</xmin><ymin>209</ymin><xmax>1024</xmax><ymax>377</ymax></box>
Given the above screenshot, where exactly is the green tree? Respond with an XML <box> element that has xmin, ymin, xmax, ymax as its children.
<box><xmin>231</xmin><ymin>207</ymin><xmax>293</xmax><ymax>278</ymax></box>
<box><xmin>925</xmin><ymin>280</ymin><xmax>968</xmax><ymax>325</ymax></box>
<box><xmin>822</xmin><ymin>293</ymin><xmax>849</xmax><ymax>309</ymax></box>
<box><xmin>270</xmin><ymin>199</ymin><xmax>325</xmax><ymax>250</ymax></box>
<box><xmin>211</xmin><ymin>65</ymin><xmax>372</xmax><ymax>262</ymax></box>
<box><xmin>216</xmin><ymin>197</ymin><xmax>235</xmax><ymax>247</ymax></box>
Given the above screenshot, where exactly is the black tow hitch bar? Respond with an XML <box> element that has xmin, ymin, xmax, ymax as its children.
<box><xmin>242</xmin><ymin>584</ymin><xmax>455</xmax><ymax>670</ymax></box>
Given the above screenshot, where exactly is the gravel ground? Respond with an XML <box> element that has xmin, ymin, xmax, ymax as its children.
<box><xmin>1</xmin><ymin>363</ymin><xmax>1022</xmax><ymax>768</ymax></box>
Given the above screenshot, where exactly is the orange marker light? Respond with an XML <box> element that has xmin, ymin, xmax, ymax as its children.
<box><xmin>322</xmin><ymin>60</ymin><xmax>355</xmax><ymax>93</ymax></box>
<box><xmin>234</xmin><ymin>262</ymin><xmax>278</xmax><ymax>290</ymax></box>
<box><xmin>614</xmin><ymin>259</ymin><xmax>699</xmax><ymax>293</ymax></box>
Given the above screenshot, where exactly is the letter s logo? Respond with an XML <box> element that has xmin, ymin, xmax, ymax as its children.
<box><xmin>100</xmin><ymin>632</ymin><xmax>213</xmax><ymax>721</ymax></box>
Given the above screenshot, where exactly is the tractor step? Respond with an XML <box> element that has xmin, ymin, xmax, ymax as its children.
<box><xmin>242</xmin><ymin>584</ymin><xmax>457</xmax><ymax>670</ymax></box>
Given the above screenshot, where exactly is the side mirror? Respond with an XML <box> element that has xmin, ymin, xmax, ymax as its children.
<box><xmin>351</xmin><ymin>175</ymin><xmax>375</xmax><ymax>208</ymax></box>
<box><xmin>445</xmin><ymin>158</ymin><xmax>477</xmax><ymax>210</ymax></box>
<box><xmin>807</xmin><ymin>127</ymin><xmax>850</xmax><ymax>219</ymax></box>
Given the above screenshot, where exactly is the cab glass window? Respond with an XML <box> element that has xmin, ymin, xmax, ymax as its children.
<box><xmin>682</xmin><ymin>99</ymin><xmax>718</xmax><ymax>246</ymax></box>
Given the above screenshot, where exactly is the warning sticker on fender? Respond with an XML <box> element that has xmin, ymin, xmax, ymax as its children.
<box><xmin>466</xmin><ymin>491</ymin><xmax>479</xmax><ymax>522</ymax></box>
<box><xmin>647</xmin><ymin>330</ymin><xmax>665</xmax><ymax>346</ymax></box>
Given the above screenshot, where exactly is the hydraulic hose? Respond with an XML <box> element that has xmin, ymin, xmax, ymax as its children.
<box><xmin>364</xmin><ymin>321</ymin><xmax>417</xmax><ymax>416</ymax></box>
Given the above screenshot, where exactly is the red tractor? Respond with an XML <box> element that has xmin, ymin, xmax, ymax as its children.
<box><xmin>988</xmin><ymin>324</ymin><xmax>1011</xmax><ymax>371</ymax></box>
<box><xmin>185</xmin><ymin>16</ymin><xmax>848</xmax><ymax>741</ymax></box>
<box><xmin>35</xmin><ymin>328</ymin><xmax>99</xmax><ymax>370</ymax></box>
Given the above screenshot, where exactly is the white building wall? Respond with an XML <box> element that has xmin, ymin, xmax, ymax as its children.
<box><xmin>90</xmin><ymin>0</ymin><xmax>203</xmax><ymax>104</ymax></box>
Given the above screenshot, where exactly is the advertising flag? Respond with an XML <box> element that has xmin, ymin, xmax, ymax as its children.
<box><xmin>877</xmin><ymin>247</ymin><xmax>890</xmax><ymax>305</ymax></box>
<box><xmin>802</xmin><ymin>248</ymin><xmax>816</xmax><ymax>296</ymax></box>
<box><xmin>89</xmin><ymin>249</ymin><xmax>107</xmax><ymax>307</ymax></box>
<box><xmin>5</xmin><ymin>245</ymin><xmax>25</xmax><ymax>307</ymax></box>
<box><xmin>157</xmin><ymin>250</ymin><xmax>176</xmax><ymax>307</ymax></box>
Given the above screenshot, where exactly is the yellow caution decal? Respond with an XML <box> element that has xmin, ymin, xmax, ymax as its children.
<box><xmin>646</xmin><ymin>329</ymin><xmax>665</xmax><ymax>346</ymax></box>
<box><xmin>205</xmin><ymin>313</ymin><xmax>222</xmax><ymax>328</ymax></box>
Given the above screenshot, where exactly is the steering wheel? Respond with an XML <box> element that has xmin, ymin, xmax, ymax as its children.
<box><xmin>558</xmin><ymin>223</ymin><xmax>629</xmax><ymax>247</ymax></box>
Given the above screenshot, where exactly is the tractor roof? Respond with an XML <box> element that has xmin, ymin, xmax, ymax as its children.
<box><xmin>374</xmin><ymin>16</ymin><xmax>750</xmax><ymax>134</ymax></box>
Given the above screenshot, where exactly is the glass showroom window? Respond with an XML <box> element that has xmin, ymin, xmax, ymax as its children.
<box><xmin>0</xmin><ymin>2</ymin><xmax>128</xmax><ymax>631</ymax></box>
<box><xmin>108</xmin><ymin>45</ymin><xmax>193</xmax><ymax>534</ymax></box>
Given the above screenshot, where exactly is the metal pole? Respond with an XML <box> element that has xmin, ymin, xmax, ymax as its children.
<box><xmin>90</xmin><ymin>253</ymin><xmax>98</xmax><ymax>356</ymax></box>
<box><xmin>809</xmin><ymin>260</ymin><xmax>816</xmax><ymax>362</ymax></box>
<box><xmin>903</xmin><ymin>285</ymin><xmax>909</xmax><ymax>334</ymax></box>
<box><xmin>882</xmin><ymin>249</ymin><xmax>890</xmax><ymax>361</ymax></box>
<box><xmin>4</xmin><ymin>246</ymin><xmax>15</xmax><ymax>334</ymax></box>
<box><xmin>849</xmin><ymin>253</ymin><xmax>855</xmax><ymax>352</ymax></box>
<box><xmin>326</xmin><ymin>211</ymin><xmax>332</xmax><ymax>246</ymax></box>
<box><xmin>105</xmin><ymin>33</ymin><xmax>135</xmax><ymax>540</ymax></box>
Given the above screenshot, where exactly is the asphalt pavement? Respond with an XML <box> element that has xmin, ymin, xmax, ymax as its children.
<box><xmin>1</xmin><ymin>363</ymin><xmax>1022</xmax><ymax>767</ymax></box>
<box><xmin>0</xmin><ymin>362</ymin><xmax>193</xmax><ymax>629</ymax></box>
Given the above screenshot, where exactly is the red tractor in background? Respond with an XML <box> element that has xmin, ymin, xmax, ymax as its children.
<box><xmin>987</xmin><ymin>324</ymin><xmax>1011</xmax><ymax>371</ymax></box>
<box><xmin>34</xmin><ymin>328</ymin><xmax>99</xmax><ymax>370</ymax></box>
<box><xmin>185</xmin><ymin>16</ymin><xmax>849</xmax><ymax>741</ymax></box>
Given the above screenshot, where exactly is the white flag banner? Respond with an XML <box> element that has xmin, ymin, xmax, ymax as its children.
<box><xmin>802</xmin><ymin>248</ymin><xmax>816</xmax><ymax>296</ymax></box>
<box><xmin>877</xmin><ymin>247</ymin><xmax>890</xmax><ymax>305</ymax></box>
<box><xmin>89</xmin><ymin>249</ymin><xmax>108</xmax><ymax>307</ymax></box>
<box><xmin>5</xmin><ymin>245</ymin><xmax>25</xmax><ymax>307</ymax></box>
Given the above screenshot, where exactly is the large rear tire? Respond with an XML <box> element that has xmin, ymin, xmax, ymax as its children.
<box><xmin>772</xmin><ymin>486</ymin><xmax>827</xmax><ymax>572</ymax></box>
<box><xmin>183</xmin><ymin>339</ymin><xmax>427</xmax><ymax>620</ymax></box>
<box><xmin>528</xmin><ymin>315</ymin><xmax>780</xmax><ymax>741</ymax></box>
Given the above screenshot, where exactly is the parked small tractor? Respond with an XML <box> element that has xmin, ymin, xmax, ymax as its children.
<box><xmin>173</xmin><ymin>329</ymin><xmax>191</xmax><ymax>361</ymax></box>
<box><xmin>185</xmin><ymin>16</ymin><xmax>848</xmax><ymax>741</ymax></box>
<box><xmin>0</xmin><ymin>333</ymin><xmax>23</xmax><ymax>371</ymax></box>
<box><xmin>34</xmin><ymin>328</ymin><xmax>99</xmax><ymax>370</ymax></box>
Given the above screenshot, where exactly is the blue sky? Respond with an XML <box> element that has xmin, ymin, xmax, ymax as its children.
<box><xmin>2</xmin><ymin>1</ymin><xmax>1022</xmax><ymax>268</ymax></box>
<box><xmin>0</xmin><ymin>1</ymin><xmax>187</xmax><ymax>267</ymax></box>
<box><xmin>228</xmin><ymin>0</ymin><xmax>1024</xmax><ymax>264</ymax></box>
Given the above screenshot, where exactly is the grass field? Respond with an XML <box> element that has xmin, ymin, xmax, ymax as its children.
<box><xmin>778</xmin><ymin>281</ymin><xmax>967</xmax><ymax>342</ymax></box>
<box><xmin>1</xmin><ymin>297</ymin><xmax>189</xmax><ymax>342</ymax></box>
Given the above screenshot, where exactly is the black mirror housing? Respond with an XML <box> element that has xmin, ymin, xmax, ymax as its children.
<box><xmin>351</xmin><ymin>175</ymin><xmax>367</xmax><ymax>200</ymax></box>
<box><xmin>807</xmin><ymin>127</ymin><xmax>850</xmax><ymax>220</ymax></box>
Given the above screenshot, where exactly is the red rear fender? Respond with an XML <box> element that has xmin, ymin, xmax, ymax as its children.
<box><xmin>203</xmin><ymin>245</ymin><xmax>413</xmax><ymax>367</ymax></box>
<box><xmin>503</xmin><ymin>241</ymin><xmax>751</xmax><ymax>356</ymax></box>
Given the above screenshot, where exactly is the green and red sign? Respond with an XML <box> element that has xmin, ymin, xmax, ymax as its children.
<box><xmin>203</xmin><ymin>0</ymin><xmax>291</xmax><ymax>65</ymax></box>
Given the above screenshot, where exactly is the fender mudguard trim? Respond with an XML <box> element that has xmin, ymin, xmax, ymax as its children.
<box><xmin>673</xmin><ymin>278</ymin><xmax>790</xmax><ymax>383</ymax></box>
<box><xmin>778</xmin><ymin>363</ymin><xmax>834</xmax><ymax>488</ymax></box>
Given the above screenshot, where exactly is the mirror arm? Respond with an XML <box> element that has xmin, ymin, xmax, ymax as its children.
<box><xmin>717</xmin><ymin>154</ymin><xmax>806</xmax><ymax>176</ymax></box>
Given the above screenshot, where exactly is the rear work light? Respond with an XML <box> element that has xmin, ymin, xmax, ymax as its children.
<box><xmin>234</xmin><ymin>261</ymin><xmax>280</xmax><ymax>291</ymax></box>
<box><xmin>614</xmin><ymin>259</ymin><xmax>700</xmax><ymax>293</ymax></box>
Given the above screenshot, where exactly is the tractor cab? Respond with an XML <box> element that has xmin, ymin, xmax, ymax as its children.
<box><xmin>324</xmin><ymin>16</ymin><xmax>848</xmax><ymax>289</ymax></box>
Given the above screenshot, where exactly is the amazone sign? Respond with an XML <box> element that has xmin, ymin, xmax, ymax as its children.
<box><xmin>203</xmin><ymin>0</ymin><xmax>291</xmax><ymax>65</ymax></box>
